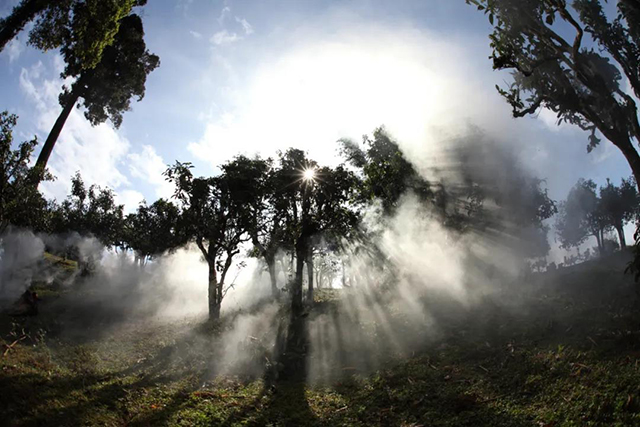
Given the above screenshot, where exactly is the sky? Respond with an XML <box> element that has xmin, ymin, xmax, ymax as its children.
<box><xmin>0</xmin><ymin>0</ymin><xmax>635</xmax><ymax>255</ymax></box>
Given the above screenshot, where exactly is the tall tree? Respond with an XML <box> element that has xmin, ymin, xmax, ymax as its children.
<box><xmin>35</xmin><ymin>12</ymin><xmax>159</xmax><ymax>173</ymax></box>
<box><xmin>164</xmin><ymin>162</ymin><xmax>248</xmax><ymax>321</ymax></box>
<box><xmin>468</xmin><ymin>0</ymin><xmax>640</xmax><ymax>189</ymax></box>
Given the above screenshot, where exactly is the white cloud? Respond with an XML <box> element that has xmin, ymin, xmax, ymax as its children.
<box><xmin>235</xmin><ymin>17</ymin><xmax>254</xmax><ymax>35</ymax></box>
<box><xmin>217</xmin><ymin>6</ymin><xmax>231</xmax><ymax>25</ymax></box>
<box><xmin>1</xmin><ymin>37</ymin><xmax>24</xmax><ymax>63</ymax></box>
<box><xmin>189</xmin><ymin>30</ymin><xmax>203</xmax><ymax>39</ymax></box>
<box><xmin>211</xmin><ymin>29</ymin><xmax>241</xmax><ymax>46</ymax></box>
<box><xmin>116</xmin><ymin>189</ymin><xmax>145</xmax><ymax>214</ymax></box>
<box><xmin>127</xmin><ymin>145</ymin><xmax>175</xmax><ymax>200</ymax></box>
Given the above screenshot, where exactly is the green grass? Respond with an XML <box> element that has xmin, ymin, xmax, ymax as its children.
<box><xmin>2</xmin><ymin>252</ymin><xmax>640</xmax><ymax>426</ymax></box>
<box><xmin>43</xmin><ymin>252</ymin><xmax>78</xmax><ymax>272</ymax></box>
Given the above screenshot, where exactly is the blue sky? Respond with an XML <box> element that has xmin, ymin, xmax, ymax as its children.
<box><xmin>0</xmin><ymin>0</ymin><xmax>634</xmax><ymax>253</ymax></box>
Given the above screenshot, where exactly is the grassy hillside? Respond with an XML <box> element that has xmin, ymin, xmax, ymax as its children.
<box><xmin>1</xmin><ymin>252</ymin><xmax>640</xmax><ymax>426</ymax></box>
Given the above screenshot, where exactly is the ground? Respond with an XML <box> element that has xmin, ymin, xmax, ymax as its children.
<box><xmin>1</xmin><ymin>252</ymin><xmax>640</xmax><ymax>426</ymax></box>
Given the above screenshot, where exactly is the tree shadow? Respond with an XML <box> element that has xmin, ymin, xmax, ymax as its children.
<box><xmin>232</xmin><ymin>309</ymin><xmax>318</xmax><ymax>426</ymax></box>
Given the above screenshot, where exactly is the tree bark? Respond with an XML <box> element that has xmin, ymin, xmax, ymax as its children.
<box><xmin>266</xmin><ymin>254</ymin><xmax>278</xmax><ymax>297</ymax></box>
<box><xmin>0</xmin><ymin>0</ymin><xmax>47</xmax><ymax>52</ymax></box>
<box><xmin>306</xmin><ymin>247</ymin><xmax>314</xmax><ymax>303</ymax></box>
<box><xmin>208</xmin><ymin>262</ymin><xmax>220</xmax><ymax>321</ymax></box>
<box><xmin>35</xmin><ymin>89</ymin><xmax>80</xmax><ymax>175</ymax></box>
<box><xmin>611</xmin><ymin>135</ymin><xmax>640</xmax><ymax>193</ymax></box>
<box><xmin>292</xmin><ymin>236</ymin><xmax>306</xmax><ymax>314</ymax></box>
<box><xmin>595</xmin><ymin>230</ymin><xmax>603</xmax><ymax>256</ymax></box>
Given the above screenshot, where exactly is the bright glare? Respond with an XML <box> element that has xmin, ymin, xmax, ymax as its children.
<box><xmin>303</xmin><ymin>168</ymin><xmax>316</xmax><ymax>181</ymax></box>
<box><xmin>189</xmin><ymin>29</ymin><xmax>472</xmax><ymax>169</ymax></box>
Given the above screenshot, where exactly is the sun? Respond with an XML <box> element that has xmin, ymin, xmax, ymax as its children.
<box><xmin>303</xmin><ymin>168</ymin><xmax>316</xmax><ymax>181</ymax></box>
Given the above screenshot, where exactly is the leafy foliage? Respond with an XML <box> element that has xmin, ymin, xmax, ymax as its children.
<box><xmin>50</xmin><ymin>172</ymin><xmax>125</xmax><ymax>249</ymax></box>
<box><xmin>164</xmin><ymin>162</ymin><xmax>250</xmax><ymax>320</ymax></box>
<box><xmin>60</xmin><ymin>13</ymin><xmax>160</xmax><ymax>128</ymax></box>
<box><xmin>468</xmin><ymin>0</ymin><xmax>640</xmax><ymax>187</ymax></box>
<box><xmin>0</xmin><ymin>111</ymin><xmax>52</xmax><ymax>233</ymax></box>
<box><xmin>124</xmin><ymin>198</ymin><xmax>183</xmax><ymax>264</ymax></box>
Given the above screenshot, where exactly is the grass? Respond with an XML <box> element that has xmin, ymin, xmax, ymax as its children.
<box><xmin>1</xmin><ymin>251</ymin><xmax>640</xmax><ymax>426</ymax></box>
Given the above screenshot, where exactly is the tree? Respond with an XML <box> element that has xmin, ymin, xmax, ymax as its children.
<box><xmin>599</xmin><ymin>176</ymin><xmax>638</xmax><ymax>248</ymax></box>
<box><xmin>0</xmin><ymin>0</ymin><xmax>146</xmax><ymax>66</ymax></box>
<box><xmin>0</xmin><ymin>0</ymin><xmax>54</xmax><ymax>52</ymax></box>
<box><xmin>340</xmin><ymin>127</ymin><xmax>435</xmax><ymax>214</ymax></box>
<box><xmin>556</xmin><ymin>178</ymin><xmax>611</xmax><ymax>255</ymax></box>
<box><xmin>164</xmin><ymin>162</ymin><xmax>249</xmax><ymax>321</ymax></box>
<box><xmin>0</xmin><ymin>111</ymin><xmax>52</xmax><ymax>234</ymax></box>
<box><xmin>273</xmin><ymin>149</ymin><xmax>361</xmax><ymax>309</ymax></box>
<box><xmin>219</xmin><ymin>156</ymin><xmax>293</xmax><ymax>298</ymax></box>
<box><xmin>124</xmin><ymin>198</ymin><xmax>183</xmax><ymax>265</ymax></box>
<box><xmin>51</xmin><ymin>172</ymin><xmax>125</xmax><ymax>249</ymax></box>
<box><xmin>35</xmin><ymin>12</ymin><xmax>159</xmax><ymax>173</ymax></box>
<box><xmin>468</xmin><ymin>0</ymin><xmax>640</xmax><ymax>190</ymax></box>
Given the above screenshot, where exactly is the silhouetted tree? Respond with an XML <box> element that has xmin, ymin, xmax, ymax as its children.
<box><xmin>468</xmin><ymin>0</ymin><xmax>640</xmax><ymax>189</ymax></box>
<box><xmin>124</xmin><ymin>198</ymin><xmax>182</xmax><ymax>265</ymax></box>
<box><xmin>273</xmin><ymin>149</ymin><xmax>360</xmax><ymax>310</ymax></box>
<box><xmin>599</xmin><ymin>176</ymin><xmax>638</xmax><ymax>248</ymax></box>
<box><xmin>557</xmin><ymin>178</ymin><xmax>610</xmax><ymax>255</ymax></box>
<box><xmin>164</xmin><ymin>162</ymin><xmax>248</xmax><ymax>321</ymax></box>
<box><xmin>219</xmin><ymin>156</ymin><xmax>288</xmax><ymax>297</ymax></box>
<box><xmin>35</xmin><ymin>13</ymin><xmax>159</xmax><ymax>174</ymax></box>
<box><xmin>340</xmin><ymin>127</ymin><xmax>434</xmax><ymax>214</ymax></box>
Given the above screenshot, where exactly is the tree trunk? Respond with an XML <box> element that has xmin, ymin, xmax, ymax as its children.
<box><xmin>341</xmin><ymin>259</ymin><xmax>347</xmax><ymax>288</ymax></box>
<box><xmin>208</xmin><ymin>263</ymin><xmax>220</xmax><ymax>321</ymax></box>
<box><xmin>0</xmin><ymin>0</ymin><xmax>48</xmax><ymax>52</ymax></box>
<box><xmin>266</xmin><ymin>254</ymin><xmax>278</xmax><ymax>297</ymax></box>
<box><xmin>35</xmin><ymin>89</ymin><xmax>80</xmax><ymax>175</ymax></box>
<box><xmin>292</xmin><ymin>237</ymin><xmax>306</xmax><ymax>314</ymax></box>
<box><xmin>612</xmin><ymin>136</ymin><xmax>640</xmax><ymax>193</ymax></box>
<box><xmin>595</xmin><ymin>230</ymin><xmax>603</xmax><ymax>256</ymax></box>
<box><xmin>306</xmin><ymin>247</ymin><xmax>314</xmax><ymax>303</ymax></box>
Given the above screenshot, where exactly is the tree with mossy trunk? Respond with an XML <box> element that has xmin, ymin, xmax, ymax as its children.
<box><xmin>468</xmin><ymin>0</ymin><xmax>640</xmax><ymax>191</ymax></box>
<box><xmin>35</xmin><ymin>12</ymin><xmax>158</xmax><ymax>175</ymax></box>
<box><xmin>164</xmin><ymin>162</ymin><xmax>248</xmax><ymax>321</ymax></box>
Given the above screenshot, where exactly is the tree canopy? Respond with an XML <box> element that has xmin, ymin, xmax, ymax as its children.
<box><xmin>468</xmin><ymin>0</ymin><xmax>640</xmax><ymax>189</ymax></box>
<box><xmin>35</xmin><ymin>12</ymin><xmax>159</xmax><ymax>172</ymax></box>
<box><xmin>0</xmin><ymin>111</ymin><xmax>51</xmax><ymax>234</ymax></box>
